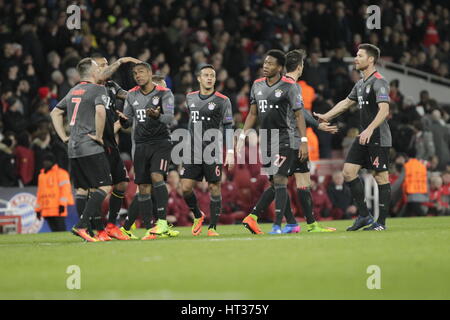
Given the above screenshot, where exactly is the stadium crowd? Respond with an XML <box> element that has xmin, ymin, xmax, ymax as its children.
<box><xmin>0</xmin><ymin>0</ymin><xmax>449</xmax><ymax>225</ymax></box>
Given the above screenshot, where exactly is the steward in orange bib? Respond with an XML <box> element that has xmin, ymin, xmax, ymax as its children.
<box><xmin>35</xmin><ymin>153</ymin><xmax>74</xmax><ymax>231</ymax></box>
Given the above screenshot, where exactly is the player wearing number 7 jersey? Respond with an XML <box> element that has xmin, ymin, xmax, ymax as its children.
<box><xmin>314</xmin><ymin>44</ymin><xmax>391</xmax><ymax>231</ymax></box>
<box><xmin>50</xmin><ymin>58</ymin><xmax>112</xmax><ymax>242</ymax></box>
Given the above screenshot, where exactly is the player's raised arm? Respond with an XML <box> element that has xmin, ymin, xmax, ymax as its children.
<box><xmin>50</xmin><ymin>96</ymin><xmax>69</xmax><ymax>143</ymax></box>
<box><xmin>314</xmin><ymin>81</ymin><xmax>358</xmax><ymax>122</ymax></box>
<box><xmin>314</xmin><ymin>97</ymin><xmax>356</xmax><ymax>123</ymax></box>
<box><xmin>99</xmin><ymin>57</ymin><xmax>141</xmax><ymax>82</ymax></box>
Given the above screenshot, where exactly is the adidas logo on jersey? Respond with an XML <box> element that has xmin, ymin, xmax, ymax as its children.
<box><xmin>133</xmin><ymin>101</ymin><xmax>139</xmax><ymax>106</ymax></box>
<box><xmin>257</xmin><ymin>91</ymin><xmax>263</xmax><ymax>95</ymax></box>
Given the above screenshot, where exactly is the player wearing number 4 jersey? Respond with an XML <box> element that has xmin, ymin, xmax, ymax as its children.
<box><xmin>50</xmin><ymin>57</ymin><xmax>112</xmax><ymax>242</ymax></box>
<box><xmin>180</xmin><ymin>64</ymin><xmax>234</xmax><ymax>236</ymax></box>
<box><xmin>118</xmin><ymin>62</ymin><xmax>179</xmax><ymax>240</ymax></box>
<box><xmin>315</xmin><ymin>44</ymin><xmax>391</xmax><ymax>231</ymax></box>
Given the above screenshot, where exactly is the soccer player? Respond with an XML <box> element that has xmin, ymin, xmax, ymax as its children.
<box><xmin>126</xmin><ymin>75</ymin><xmax>171</xmax><ymax>233</ymax></box>
<box><xmin>243</xmin><ymin>49</ymin><xmax>338</xmax><ymax>234</ymax></box>
<box><xmin>180</xmin><ymin>64</ymin><xmax>234</xmax><ymax>236</ymax></box>
<box><xmin>314</xmin><ymin>44</ymin><xmax>391</xmax><ymax>231</ymax></box>
<box><xmin>236</xmin><ymin>49</ymin><xmax>308</xmax><ymax>234</ymax></box>
<box><xmin>117</xmin><ymin>62</ymin><xmax>178</xmax><ymax>240</ymax></box>
<box><xmin>91</xmin><ymin>55</ymin><xmax>141</xmax><ymax>240</ymax></box>
<box><xmin>50</xmin><ymin>58</ymin><xmax>112</xmax><ymax>242</ymax></box>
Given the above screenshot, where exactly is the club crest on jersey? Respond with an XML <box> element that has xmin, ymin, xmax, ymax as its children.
<box><xmin>275</xmin><ymin>89</ymin><xmax>283</xmax><ymax>98</ymax></box>
<box><xmin>152</xmin><ymin>96</ymin><xmax>160</xmax><ymax>105</ymax></box>
<box><xmin>366</xmin><ymin>85</ymin><xmax>371</xmax><ymax>94</ymax></box>
<box><xmin>208</xmin><ymin>102</ymin><xmax>216</xmax><ymax>110</ymax></box>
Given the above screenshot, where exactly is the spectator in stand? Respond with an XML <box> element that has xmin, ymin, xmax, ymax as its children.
<box><xmin>428</xmin><ymin>109</ymin><xmax>450</xmax><ymax>171</ymax></box>
<box><xmin>302</xmin><ymin>51</ymin><xmax>329</xmax><ymax>91</ymax></box>
<box><xmin>310</xmin><ymin>176</ymin><xmax>333</xmax><ymax>220</ymax></box>
<box><xmin>426</xmin><ymin>176</ymin><xmax>449</xmax><ymax>216</ymax></box>
<box><xmin>0</xmin><ymin>135</ymin><xmax>19</xmax><ymax>187</ymax></box>
<box><xmin>389</xmin><ymin>79</ymin><xmax>404</xmax><ymax>107</ymax></box>
<box><xmin>327</xmin><ymin>171</ymin><xmax>357</xmax><ymax>219</ymax></box>
<box><xmin>166</xmin><ymin>170</ymin><xmax>191</xmax><ymax>227</ymax></box>
<box><xmin>407</xmin><ymin>120</ymin><xmax>435</xmax><ymax>162</ymax></box>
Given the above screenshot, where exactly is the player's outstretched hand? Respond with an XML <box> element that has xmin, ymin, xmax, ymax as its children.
<box><xmin>116</xmin><ymin>110</ymin><xmax>128</xmax><ymax>120</ymax></box>
<box><xmin>87</xmin><ymin>134</ymin><xmax>104</xmax><ymax>146</ymax></box>
<box><xmin>147</xmin><ymin>107</ymin><xmax>161</xmax><ymax>119</ymax></box>
<box><xmin>224</xmin><ymin>150</ymin><xmax>235</xmax><ymax>170</ymax></box>
<box><xmin>313</xmin><ymin>112</ymin><xmax>329</xmax><ymax>123</ymax></box>
<box><xmin>61</xmin><ymin>136</ymin><xmax>69</xmax><ymax>144</ymax></box>
<box><xmin>299</xmin><ymin>142</ymin><xmax>309</xmax><ymax>162</ymax></box>
<box><xmin>359</xmin><ymin>128</ymin><xmax>373</xmax><ymax>145</ymax></box>
<box><xmin>318</xmin><ymin>122</ymin><xmax>338</xmax><ymax>134</ymax></box>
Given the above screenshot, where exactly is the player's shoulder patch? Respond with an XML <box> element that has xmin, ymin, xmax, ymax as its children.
<box><xmin>156</xmin><ymin>85</ymin><xmax>170</xmax><ymax>92</ymax></box>
<box><xmin>374</xmin><ymin>72</ymin><xmax>384</xmax><ymax>79</ymax></box>
<box><xmin>254</xmin><ymin>77</ymin><xmax>266</xmax><ymax>83</ymax></box>
<box><xmin>281</xmin><ymin>76</ymin><xmax>295</xmax><ymax>84</ymax></box>
<box><xmin>129</xmin><ymin>86</ymin><xmax>140</xmax><ymax>93</ymax></box>
<box><xmin>214</xmin><ymin>91</ymin><xmax>228</xmax><ymax>100</ymax></box>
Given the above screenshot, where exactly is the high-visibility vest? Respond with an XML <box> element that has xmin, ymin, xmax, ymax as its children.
<box><xmin>403</xmin><ymin>158</ymin><xmax>428</xmax><ymax>195</ymax></box>
<box><xmin>298</xmin><ymin>80</ymin><xmax>315</xmax><ymax>111</ymax></box>
<box><xmin>35</xmin><ymin>164</ymin><xmax>74</xmax><ymax>217</ymax></box>
<box><xmin>306</xmin><ymin>127</ymin><xmax>319</xmax><ymax>161</ymax></box>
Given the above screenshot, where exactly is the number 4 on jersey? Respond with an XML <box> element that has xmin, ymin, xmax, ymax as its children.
<box><xmin>372</xmin><ymin>156</ymin><xmax>380</xmax><ymax>168</ymax></box>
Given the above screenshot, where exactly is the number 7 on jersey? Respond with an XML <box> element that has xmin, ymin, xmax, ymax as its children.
<box><xmin>70</xmin><ymin>97</ymin><xmax>82</xmax><ymax>126</ymax></box>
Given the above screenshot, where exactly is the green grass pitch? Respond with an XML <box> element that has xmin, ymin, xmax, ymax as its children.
<box><xmin>1</xmin><ymin>217</ymin><xmax>449</xmax><ymax>300</ymax></box>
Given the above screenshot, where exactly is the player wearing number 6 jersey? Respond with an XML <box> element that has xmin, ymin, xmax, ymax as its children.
<box><xmin>117</xmin><ymin>62</ymin><xmax>178</xmax><ymax>240</ymax></box>
<box><xmin>180</xmin><ymin>64</ymin><xmax>234</xmax><ymax>236</ymax></box>
<box><xmin>50</xmin><ymin>57</ymin><xmax>112</xmax><ymax>242</ymax></box>
<box><xmin>314</xmin><ymin>44</ymin><xmax>391</xmax><ymax>231</ymax></box>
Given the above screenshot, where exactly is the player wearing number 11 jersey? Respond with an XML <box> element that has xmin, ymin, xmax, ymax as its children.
<box><xmin>314</xmin><ymin>44</ymin><xmax>391</xmax><ymax>231</ymax></box>
<box><xmin>118</xmin><ymin>62</ymin><xmax>178</xmax><ymax>240</ymax></box>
